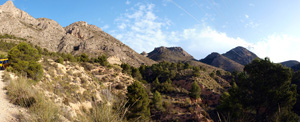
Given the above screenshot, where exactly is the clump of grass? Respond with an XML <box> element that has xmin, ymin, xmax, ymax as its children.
<box><xmin>78</xmin><ymin>89</ymin><xmax>128</xmax><ymax>122</ymax></box>
<box><xmin>6</xmin><ymin>73</ymin><xmax>62</xmax><ymax>121</ymax></box>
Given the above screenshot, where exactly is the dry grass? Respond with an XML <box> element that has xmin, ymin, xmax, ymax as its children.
<box><xmin>5</xmin><ymin>73</ymin><xmax>62</xmax><ymax>122</ymax></box>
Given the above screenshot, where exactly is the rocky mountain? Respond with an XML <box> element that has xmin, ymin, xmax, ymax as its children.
<box><xmin>147</xmin><ymin>46</ymin><xmax>227</xmax><ymax>73</ymax></box>
<box><xmin>280</xmin><ymin>60</ymin><xmax>300</xmax><ymax>68</ymax></box>
<box><xmin>0</xmin><ymin>1</ymin><xmax>155</xmax><ymax>67</ymax></box>
<box><xmin>222</xmin><ymin>46</ymin><xmax>258</xmax><ymax>65</ymax></box>
<box><xmin>147</xmin><ymin>46</ymin><xmax>194</xmax><ymax>62</ymax></box>
<box><xmin>200</xmin><ymin>52</ymin><xmax>244</xmax><ymax>72</ymax></box>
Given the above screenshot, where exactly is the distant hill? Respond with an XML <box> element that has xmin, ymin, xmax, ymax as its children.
<box><xmin>147</xmin><ymin>46</ymin><xmax>194</xmax><ymax>62</ymax></box>
<box><xmin>0</xmin><ymin>1</ymin><xmax>155</xmax><ymax>67</ymax></box>
<box><xmin>292</xmin><ymin>64</ymin><xmax>300</xmax><ymax>72</ymax></box>
<box><xmin>200</xmin><ymin>52</ymin><xmax>244</xmax><ymax>72</ymax></box>
<box><xmin>222</xmin><ymin>46</ymin><xmax>258</xmax><ymax>65</ymax></box>
<box><xmin>280</xmin><ymin>60</ymin><xmax>300</xmax><ymax>68</ymax></box>
<box><xmin>147</xmin><ymin>46</ymin><xmax>228</xmax><ymax>73</ymax></box>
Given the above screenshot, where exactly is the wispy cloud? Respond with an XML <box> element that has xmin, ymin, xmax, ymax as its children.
<box><xmin>126</xmin><ymin>0</ymin><xmax>130</xmax><ymax>5</ymax></box>
<box><xmin>112</xmin><ymin>3</ymin><xmax>172</xmax><ymax>53</ymax></box>
<box><xmin>112</xmin><ymin>3</ymin><xmax>300</xmax><ymax>63</ymax></box>
<box><xmin>101</xmin><ymin>25</ymin><xmax>109</xmax><ymax>30</ymax></box>
<box><xmin>245</xmin><ymin>14</ymin><xmax>249</xmax><ymax>19</ymax></box>
<box><xmin>249</xmin><ymin>3</ymin><xmax>255</xmax><ymax>7</ymax></box>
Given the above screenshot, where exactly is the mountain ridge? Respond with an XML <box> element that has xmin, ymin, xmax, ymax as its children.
<box><xmin>0</xmin><ymin>1</ymin><xmax>155</xmax><ymax>67</ymax></box>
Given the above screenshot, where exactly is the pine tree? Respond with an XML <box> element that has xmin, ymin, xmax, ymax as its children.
<box><xmin>8</xmin><ymin>42</ymin><xmax>43</xmax><ymax>81</ymax></box>
<box><xmin>153</xmin><ymin>91</ymin><xmax>163</xmax><ymax>111</ymax></box>
<box><xmin>218</xmin><ymin>58</ymin><xmax>299</xmax><ymax>122</ymax></box>
<box><xmin>189</xmin><ymin>81</ymin><xmax>201</xmax><ymax>99</ymax></box>
<box><xmin>126</xmin><ymin>81</ymin><xmax>150</xmax><ymax>120</ymax></box>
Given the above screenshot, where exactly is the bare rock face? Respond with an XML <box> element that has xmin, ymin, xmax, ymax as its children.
<box><xmin>62</xmin><ymin>21</ymin><xmax>156</xmax><ymax>67</ymax></box>
<box><xmin>0</xmin><ymin>1</ymin><xmax>65</xmax><ymax>51</ymax></box>
<box><xmin>0</xmin><ymin>1</ymin><xmax>156</xmax><ymax>67</ymax></box>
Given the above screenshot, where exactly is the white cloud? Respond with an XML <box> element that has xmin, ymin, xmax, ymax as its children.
<box><xmin>249</xmin><ymin>3</ymin><xmax>255</xmax><ymax>7</ymax></box>
<box><xmin>251</xmin><ymin>35</ymin><xmax>300</xmax><ymax>63</ymax></box>
<box><xmin>245</xmin><ymin>21</ymin><xmax>259</xmax><ymax>28</ymax></box>
<box><xmin>112</xmin><ymin>3</ymin><xmax>172</xmax><ymax>53</ymax></box>
<box><xmin>245</xmin><ymin>14</ymin><xmax>249</xmax><ymax>19</ymax></box>
<box><xmin>101</xmin><ymin>25</ymin><xmax>109</xmax><ymax>30</ymax></box>
<box><xmin>175</xmin><ymin>25</ymin><xmax>252</xmax><ymax>59</ymax></box>
<box><xmin>112</xmin><ymin>3</ymin><xmax>299</xmax><ymax>63</ymax></box>
<box><xmin>126</xmin><ymin>0</ymin><xmax>130</xmax><ymax>5</ymax></box>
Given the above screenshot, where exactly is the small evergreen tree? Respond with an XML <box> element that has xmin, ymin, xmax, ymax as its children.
<box><xmin>152</xmin><ymin>78</ymin><xmax>160</xmax><ymax>91</ymax></box>
<box><xmin>94</xmin><ymin>55</ymin><xmax>109</xmax><ymax>66</ymax></box>
<box><xmin>153</xmin><ymin>91</ymin><xmax>163</xmax><ymax>111</ymax></box>
<box><xmin>189</xmin><ymin>81</ymin><xmax>201</xmax><ymax>99</ymax></box>
<box><xmin>8</xmin><ymin>42</ymin><xmax>43</xmax><ymax>81</ymax></box>
<box><xmin>121</xmin><ymin>63</ymin><xmax>132</xmax><ymax>75</ymax></box>
<box><xmin>132</xmin><ymin>68</ymin><xmax>143</xmax><ymax>81</ymax></box>
<box><xmin>79</xmin><ymin>53</ymin><xmax>89</xmax><ymax>62</ymax></box>
<box><xmin>126</xmin><ymin>81</ymin><xmax>150</xmax><ymax>120</ymax></box>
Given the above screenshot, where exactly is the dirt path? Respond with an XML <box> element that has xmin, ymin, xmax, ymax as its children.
<box><xmin>0</xmin><ymin>71</ymin><xmax>20</xmax><ymax>122</ymax></box>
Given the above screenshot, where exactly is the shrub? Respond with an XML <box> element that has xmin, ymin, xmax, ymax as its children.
<box><xmin>8</xmin><ymin>42</ymin><xmax>43</xmax><ymax>81</ymax></box>
<box><xmin>94</xmin><ymin>55</ymin><xmax>109</xmax><ymax>66</ymax></box>
<box><xmin>126</xmin><ymin>81</ymin><xmax>150</xmax><ymax>120</ymax></box>
<box><xmin>56</xmin><ymin>57</ymin><xmax>64</xmax><ymax>64</ymax></box>
<box><xmin>153</xmin><ymin>91</ymin><xmax>163</xmax><ymax>111</ymax></box>
<box><xmin>189</xmin><ymin>81</ymin><xmax>201</xmax><ymax>99</ymax></box>
<box><xmin>79</xmin><ymin>53</ymin><xmax>89</xmax><ymax>62</ymax></box>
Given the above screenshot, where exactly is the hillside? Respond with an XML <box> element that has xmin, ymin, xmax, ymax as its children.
<box><xmin>222</xmin><ymin>46</ymin><xmax>258</xmax><ymax>65</ymax></box>
<box><xmin>0</xmin><ymin>1</ymin><xmax>155</xmax><ymax>67</ymax></box>
<box><xmin>0</xmin><ymin>39</ymin><xmax>233</xmax><ymax>121</ymax></box>
<box><xmin>148</xmin><ymin>46</ymin><xmax>194</xmax><ymax>62</ymax></box>
<box><xmin>200</xmin><ymin>52</ymin><xmax>244</xmax><ymax>72</ymax></box>
<box><xmin>280</xmin><ymin>60</ymin><xmax>300</xmax><ymax>68</ymax></box>
<box><xmin>147</xmin><ymin>46</ymin><xmax>227</xmax><ymax>73</ymax></box>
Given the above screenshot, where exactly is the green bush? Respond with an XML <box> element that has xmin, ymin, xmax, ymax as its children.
<box><xmin>126</xmin><ymin>81</ymin><xmax>150</xmax><ymax>120</ymax></box>
<box><xmin>94</xmin><ymin>55</ymin><xmax>109</xmax><ymax>66</ymax></box>
<box><xmin>56</xmin><ymin>57</ymin><xmax>64</xmax><ymax>64</ymax></box>
<box><xmin>8</xmin><ymin>42</ymin><xmax>43</xmax><ymax>81</ymax></box>
<box><xmin>189</xmin><ymin>81</ymin><xmax>201</xmax><ymax>99</ymax></box>
<box><xmin>78</xmin><ymin>53</ymin><xmax>89</xmax><ymax>62</ymax></box>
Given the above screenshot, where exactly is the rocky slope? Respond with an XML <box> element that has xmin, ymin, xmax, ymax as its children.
<box><xmin>222</xmin><ymin>46</ymin><xmax>258</xmax><ymax>65</ymax></box>
<box><xmin>200</xmin><ymin>52</ymin><xmax>244</xmax><ymax>72</ymax></box>
<box><xmin>0</xmin><ymin>1</ymin><xmax>155</xmax><ymax>67</ymax></box>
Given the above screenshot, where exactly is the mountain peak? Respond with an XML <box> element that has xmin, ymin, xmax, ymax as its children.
<box><xmin>2</xmin><ymin>1</ymin><xmax>15</xmax><ymax>8</ymax></box>
<box><xmin>0</xmin><ymin>1</ymin><xmax>16</xmax><ymax>12</ymax></box>
<box><xmin>223</xmin><ymin>46</ymin><xmax>258</xmax><ymax>65</ymax></box>
<box><xmin>148</xmin><ymin>46</ymin><xmax>194</xmax><ymax>62</ymax></box>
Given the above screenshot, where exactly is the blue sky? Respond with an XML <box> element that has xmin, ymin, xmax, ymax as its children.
<box><xmin>2</xmin><ymin>0</ymin><xmax>300</xmax><ymax>62</ymax></box>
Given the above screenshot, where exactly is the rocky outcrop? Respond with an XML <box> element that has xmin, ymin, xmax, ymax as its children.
<box><xmin>0</xmin><ymin>1</ymin><xmax>155</xmax><ymax>67</ymax></box>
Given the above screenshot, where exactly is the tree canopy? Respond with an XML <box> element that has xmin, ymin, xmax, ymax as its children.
<box><xmin>8</xmin><ymin>42</ymin><xmax>43</xmax><ymax>81</ymax></box>
<box><xmin>218</xmin><ymin>58</ymin><xmax>299</xmax><ymax>122</ymax></box>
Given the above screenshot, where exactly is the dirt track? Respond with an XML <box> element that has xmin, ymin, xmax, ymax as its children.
<box><xmin>0</xmin><ymin>71</ymin><xmax>19</xmax><ymax>122</ymax></box>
